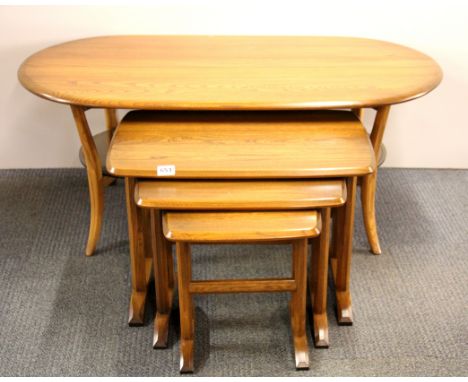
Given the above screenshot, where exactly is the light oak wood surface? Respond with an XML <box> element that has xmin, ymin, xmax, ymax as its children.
<box><xmin>19</xmin><ymin>36</ymin><xmax>442</xmax><ymax>110</ymax></box>
<box><xmin>163</xmin><ymin>211</ymin><xmax>320</xmax><ymax>243</ymax></box>
<box><xmin>135</xmin><ymin>179</ymin><xmax>346</xmax><ymax>210</ymax></box>
<box><xmin>107</xmin><ymin>110</ymin><xmax>375</xmax><ymax>178</ymax></box>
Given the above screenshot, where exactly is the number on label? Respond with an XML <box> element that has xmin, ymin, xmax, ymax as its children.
<box><xmin>157</xmin><ymin>165</ymin><xmax>176</xmax><ymax>176</ymax></box>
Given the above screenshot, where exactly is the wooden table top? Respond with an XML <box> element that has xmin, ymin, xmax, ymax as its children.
<box><xmin>135</xmin><ymin>179</ymin><xmax>346</xmax><ymax>210</ymax></box>
<box><xmin>107</xmin><ymin>110</ymin><xmax>375</xmax><ymax>179</ymax></box>
<box><xmin>163</xmin><ymin>210</ymin><xmax>320</xmax><ymax>242</ymax></box>
<box><xmin>18</xmin><ymin>35</ymin><xmax>442</xmax><ymax>110</ymax></box>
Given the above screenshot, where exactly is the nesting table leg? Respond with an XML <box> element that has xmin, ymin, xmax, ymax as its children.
<box><xmin>151</xmin><ymin>210</ymin><xmax>174</xmax><ymax>348</ymax></box>
<box><xmin>290</xmin><ymin>238</ymin><xmax>310</xmax><ymax>369</ymax></box>
<box><xmin>176</xmin><ymin>242</ymin><xmax>195</xmax><ymax>373</ymax></box>
<box><xmin>125</xmin><ymin>177</ymin><xmax>153</xmax><ymax>325</ymax></box>
<box><xmin>331</xmin><ymin>177</ymin><xmax>357</xmax><ymax>325</ymax></box>
<box><xmin>309</xmin><ymin>208</ymin><xmax>331</xmax><ymax>348</ymax></box>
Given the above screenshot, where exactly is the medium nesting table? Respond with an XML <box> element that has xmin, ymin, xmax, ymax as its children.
<box><xmin>18</xmin><ymin>36</ymin><xmax>442</xmax><ymax>259</ymax></box>
<box><xmin>107</xmin><ymin>109</ymin><xmax>376</xmax><ymax>371</ymax></box>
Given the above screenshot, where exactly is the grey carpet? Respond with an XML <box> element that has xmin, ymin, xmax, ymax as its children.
<box><xmin>0</xmin><ymin>168</ymin><xmax>466</xmax><ymax>377</ymax></box>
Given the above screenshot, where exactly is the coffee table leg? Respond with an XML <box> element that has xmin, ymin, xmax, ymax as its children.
<box><xmin>361</xmin><ymin>171</ymin><xmax>380</xmax><ymax>254</ymax></box>
<box><xmin>71</xmin><ymin>107</ymin><xmax>120</xmax><ymax>256</ymax></box>
<box><xmin>104</xmin><ymin>108</ymin><xmax>118</xmax><ymax>131</ymax></box>
<box><xmin>125</xmin><ymin>177</ymin><xmax>152</xmax><ymax>325</ymax></box>
<box><xmin>70</xmin><ymin>105</ymin><xmax>105</xmax><ymax>256</ymax></box>
<box><xmin>331</xmin><ymin>177</ymin><xmax>357</xmax><ymax>325</ymax></box>
<box><xmin>362</xmin><ymin>105</ymin><xmax>391</xmax><ymax>255</ymax></box>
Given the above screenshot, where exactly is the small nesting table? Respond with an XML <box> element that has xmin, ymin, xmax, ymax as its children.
<box><xmin>163</xmin><ymin>209</ymin><xmax>321</xmax><ymax>371</ymax></box>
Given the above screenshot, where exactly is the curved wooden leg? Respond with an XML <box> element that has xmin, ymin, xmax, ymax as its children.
<box><xmin>290</xmin><ymin>238</ymin><xmax>310</xmax><ymax>369</ymax></box>
<box><xmin>330</xmin><ymin>177</ymin><xmax>357</xmax><ymax>325</ymax></box>
<box><xmin>71</xmin><ymin>107</ymin><xmax>120</xmax><ymax>256</ymax></box>
<box><xmin>176</xmin><ymin>242</ymin><xmax>194</xmax><ymax>373</ymax></box>
<box><xmin>361</xmin><ymin>171</ymin><xmax>382</xmax><ymax>255</ymax></box>
<box><xmin>362</xmin><ymin>105</ymin><xmax>391</xmax><ymax>255</ymax></box>
<box><xmin>70</xmin><ymin>106</ymin><xmax>104</xmax><ymax>257</ymax></box>
<box><xmin>84</xmin><ymin>170</ymin><xmax>104</xmax><ymax>256</ymax></box>
<box><xmin>151</xmin><ymin>210</ymin><xmax>174</xmax><ymax>348</ymax></box>
<box><xmin>309</xmin><ymin>208</ymin><xmax>331</xmax><ymax>348</ymax></box>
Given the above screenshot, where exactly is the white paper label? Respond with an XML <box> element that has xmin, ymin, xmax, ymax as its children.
<box><xmin>157</xmin><ymin>165</ymin><xmax>176</xmax><ymax>176</ymax></box>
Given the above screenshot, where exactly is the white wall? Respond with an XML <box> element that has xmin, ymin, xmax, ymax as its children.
<box><xmin>1</xmin><ymin>1</ymin><xmax>467</xmax><ymax>169</ymax></box>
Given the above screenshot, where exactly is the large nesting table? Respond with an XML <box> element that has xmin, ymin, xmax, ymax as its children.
<box><xmin>18</xmin><ymin>36</ymin><xmax>442</xmax><ymax>257</ymax></box>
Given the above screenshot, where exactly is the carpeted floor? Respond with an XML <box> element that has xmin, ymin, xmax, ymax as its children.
<box><xmin>0</xmin><ymin>168</ymin><xmax>466</xmax><ymax>376</ymax></box>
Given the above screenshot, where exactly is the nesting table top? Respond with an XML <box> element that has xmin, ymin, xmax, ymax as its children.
<box><xmin>19</xmin><ymin>35</ymin><xmax>442</xmax><ymax>110</ymax></box>
<box><xmin>107</xmin><ymin>110</ymin><xmax>375</xmax><ymax>178</ymax></box>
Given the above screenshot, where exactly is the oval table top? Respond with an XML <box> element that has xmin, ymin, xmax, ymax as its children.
<box><xmin>18</xmin><ymin>35</ymin><xmax>442</xmax><ymax>110</ymax></box>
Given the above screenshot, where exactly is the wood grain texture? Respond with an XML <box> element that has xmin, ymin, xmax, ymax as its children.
<box><xmin>107</xmin><ymin>110</ymin><xmax>375</xmax><ymax>178</ymax></box>
<box><xmin>19</xmin><ymin>36</ymin><xmax>442</xmax><ymax>110</ymax></box>
<box><xmin>163</xmin><ymin>211</ymin><xmax>320</xmax><ymax>243</ymax></box>
<box><xmin>135</xmin><ymin>179</ymin><xmax>346</xmax><ymax>210</ymax></box>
